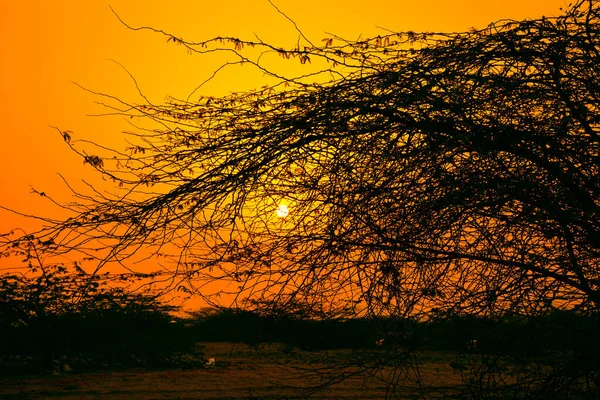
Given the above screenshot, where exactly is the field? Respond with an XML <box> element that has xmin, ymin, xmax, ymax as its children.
<box><xmin>0</xmin><ymin>342</ymin><xmax>463</xmax><ymax>399</ymax></box>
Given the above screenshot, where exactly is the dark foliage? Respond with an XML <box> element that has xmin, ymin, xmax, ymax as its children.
<box><xmin>190</xmin><ymin>307</ymin><xmax>600</xmax><ymax>354</ymax></box>
<box><xmin>189</xmin><ymin>307</ymin><xmax>600</xmax><ymax>397</ymax></box>
<box><xmin>0</xmin><ymin>256</ymin><xmax>201</xmax><ymax>375</ymax></box>
<box><xmin>189</xmin><ymin>307</ymin><xmax>379</xmax><ymax>350</ymax></box>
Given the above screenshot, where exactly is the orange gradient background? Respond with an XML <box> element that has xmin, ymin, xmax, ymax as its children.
<box><xmin>1</xmin><ymin>1</ymin><xmax>566</xmax><ymax>270</ymax></box>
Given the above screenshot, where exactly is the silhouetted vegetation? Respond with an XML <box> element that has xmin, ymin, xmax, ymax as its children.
<box><xmin>0</xmin><ymin>255</ymin><xmax>202</xmax><ymax>375</ymax></box>
<box><xmin>2</xmin><ymin>0</ymin><xmax>600</xmax><ymax>397</ymax></box>
<box><xmin>188</xmin><ymin>307</ymin><xmax>379</xmax><ymax>350</ymax></box>
<box><xmin>1</xmin><ymin>255</ymin><xmax>599</xmax><ymax>397</ymax></box>
<box><xmin>190</xmin><ymin>307</ymin><xmax>600</xmax><ymax>355</ymax></box>
<box><xmin>189</xmin><ymin>308</ymin><xmax>600</xmax><ymax>398</ymax></box>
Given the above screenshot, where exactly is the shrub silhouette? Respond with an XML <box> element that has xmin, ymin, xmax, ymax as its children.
<box><xmin>0</xmin><ymin>262</ymin><xmax>200</xmax><ymax>374</ymax></box>
<box><xmin>189</xmin><ymin>306</ymin><xmax>380</xmax><ymax>350</ymax></box>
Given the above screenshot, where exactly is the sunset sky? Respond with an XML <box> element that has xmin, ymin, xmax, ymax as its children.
<box><xmin>1</xmin><ymin>0</ymin><xmax>567</xmax><ymax>235</ymax></box>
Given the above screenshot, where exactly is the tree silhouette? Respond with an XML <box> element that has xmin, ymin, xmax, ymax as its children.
<box><xmin>3</xmin><ymin>0</ymin><xmax>600</xmax><ymax>396</ymax></box>
<box><xmin>0</xmin><ymin>237</ymin><xmax>202</xmax><ymax>374</ymax></box>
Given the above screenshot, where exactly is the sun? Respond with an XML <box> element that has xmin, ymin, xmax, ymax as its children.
<box><xmin>276</xmin><ymin>204</ymin><xmax>289</xmax><ymax>218</ymax></box>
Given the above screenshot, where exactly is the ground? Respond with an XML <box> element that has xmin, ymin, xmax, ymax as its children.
<box><xmin>0</xmin><ymin>343</ymin><xmax>463</xmax><ymax>399</ymax></box>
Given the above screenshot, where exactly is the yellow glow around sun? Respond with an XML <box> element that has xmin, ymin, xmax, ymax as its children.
<box><xmin>276</xmin><ymin>204</ymin><xmax>289</xmax><ymax>218</ymax></box>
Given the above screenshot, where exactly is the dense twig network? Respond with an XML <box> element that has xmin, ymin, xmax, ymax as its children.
<box><xmin>2</xmin><ymin>1</ymin><xmax>600</xmax><ymax>396</ymax></box>
<box><xmin>5</xmin><ymin>0</ymin><xmax>600</xmax><ymax>314</ymax></box>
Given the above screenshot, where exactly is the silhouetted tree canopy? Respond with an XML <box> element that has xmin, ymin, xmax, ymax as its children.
<box><xmin>2</xmin><ymin>0</ymin><xmax>600</xmax><ymax>395</ymax></box>
<box><xmin>6</xmin><ymin>0</ymin><xmax>599</xmax><ymax>316</ymax></box>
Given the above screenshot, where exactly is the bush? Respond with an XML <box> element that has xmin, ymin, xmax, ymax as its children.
<box><xmin>0</xmin><ymin>262</ymin><xmax>201</xmax><ymax>374</ymax></box>
<box><xmin>189</xmin><ymin>307</ymin><xmax>382</xmax><ymax>350</ymax></box>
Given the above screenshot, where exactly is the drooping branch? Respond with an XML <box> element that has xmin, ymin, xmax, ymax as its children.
<box><xmin>2</xmin><ymin>0</ymin><xmax>600</xmax><ymax>318</ymax></box>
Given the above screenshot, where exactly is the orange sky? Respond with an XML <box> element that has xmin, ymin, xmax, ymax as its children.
<box><xmin>1</xmin><ymin>1</ymin><xmax>567</xmax><ymax>243</ymax></box>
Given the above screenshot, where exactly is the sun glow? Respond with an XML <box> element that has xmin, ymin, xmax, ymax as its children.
<box><xmin>276</xmin><ymin>204</ymin><xmax>289</xmax><ymax>218</ymax></box>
